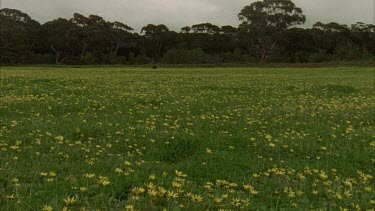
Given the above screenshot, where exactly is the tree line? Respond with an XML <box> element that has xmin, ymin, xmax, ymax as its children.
<box><xmin>1</xmin><ymin>0</ymin><xmax>374</xmax><ymax>65</ymax></box>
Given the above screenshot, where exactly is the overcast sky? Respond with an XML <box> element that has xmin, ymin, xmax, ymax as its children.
<box><xmin>2</xmin><ymin>0</ymin><xmax>374</xmax><ymax>32</ymax></box>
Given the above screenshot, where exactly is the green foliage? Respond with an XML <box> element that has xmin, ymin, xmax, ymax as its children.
<box><xmin>30</xmin><ymin>54</ymin><xmax>55</xmax><ymax>64</ymax></box>
<box><xmin>223</xmin><ymin>49</ymin><xmax>244</xmax><ymax>63</ymax></box>
<box><xmin>0</xmin><ymin>8</ymin><xmax>39</xmax><ymax>63</ymax></box>
<box><xmin>156</xmin><ymin>137</ymin><xmax>201</xmax><ymax>163</ymax></box>
<box><xmin>320</xmin><ymin>84</ymin><xmax>358</xmax><ymax>94</ymax></box>
<box><xmin>238</xmin><ymin>0</ymin><xmax>306</xmax><ymax>32</ymax></box>
<box><xmin>162</xmin><ymin>48</ymin><xmax>219</xmax><ymax>64</ymax></box>
<box><xmin>0</xmin><ymin>5</ymin><xmax>374</xmax><ymax>65</ymax></box>
<box><xmin>238</xmin><ymin>0</ymin><xmax>306</xmax><ymax>62</ymax></box>
<box><xmin>1</xmin><ymin>67</ymin><xmax>374</xmax><ymax>210</ymax></box>
<box><xmin>82</xmin><ymin>52</ymin><xmax>95</xmax><ymax>64</ymax></box>
<box><xmin>128</xmin><ymin>53</ymin><xmax>151</xmax><ymax>64</ymax></box>
<box><xmin>308</xmin><ymin>49</ymin><xmax>331</xmax><ymax>63</ymax></box>
<box><xmin>336</xmin><ymin>43</ymin><xmax>364</xmax><ymax>60</ymax></box>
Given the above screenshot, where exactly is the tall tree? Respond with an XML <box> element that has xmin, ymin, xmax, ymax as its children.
<box><xmin>108</xmin><ymin>21</ymin><xmax>134</xmax><ymax>57</ymax></box>
<box><xmin>0</xmin><ymin>8</ymin><xmax>40</xmax><ymax>63</ymax></box>
<box><xmin>311</xmin><ymin>22</ymin><xmax>351</xmax><ymax>55</ymax></box>
<box><xmin>191</xmin><ymin>23</ymin><xmax>220</xmax><ymax>34</ymax></box>
<box><xmin>180</xmin><ymin>26</ymin><xmax>191</xmax><ymax>34</ymax></box>
<box><xmin>41</xmin><ymin>18</ymin><xmax>76</xmax><ymax>64</ymax></box>
<box><xmin>221</xmin><ymin>25</ymin><xmax>237</xmax><ymax>35</ymax></box>
<box><xmin>141</xmin><ymin>24</ymin><xmax>170</xmax><ymax>62</ymax></box>
<box><xmin>284</xmin><ymin>28</ymin><xmax>315</xmax><ymax>63</ymax></box>
<box><xmin>350</xmin><ymin>22</ymin><xmax>375</xmax><ymax>54</ymax></box>
<box><xmin>69</xmin><ymin>14</ymin><xmax>135</xmax><ymax>64</ymax></box>
<box><xmin>238</xmin><ymin>0</ymin><xmax>305</xmax><ymax>62</ymax></box>
<box><xmin>70</xmin><ymin>13</ymin><xmax>114</xmax><ymax>63</ymax></box>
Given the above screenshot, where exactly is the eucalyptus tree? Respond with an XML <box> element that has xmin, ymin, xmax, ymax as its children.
<box><xmin>350</xmin><ymin>22</ymin><xmax>375</xmax><ymax>54</ymax></box>
<box><xmin>180</xmin><ymin>26</ymin><xmax>191</xmax><ymax>34</ymax></box>
<box><xmin>0</xmin><ymin>8</ymin><xmax>40</xmax><ymax>63</ymax></box>
<box><xmin>191</xmin><ymin>23</ymin><xmax>221</xmax><ymax>35</ymax></box>
<box><xmin>69</xmin><ymin>14</ymin><xmax>135</xmax><ymax>63</ymax></box>
<box><xmin>69</xmin><ymin>13</ymin><xmax>114</xmax><ymax>63</ymax></box>
<box><xmin>141</xmin><ymin>24</ymin><xmax>170</xmax><ymax>62</ymax></box>
<box><xmin>283</xmin><ymin>28</ymin><xmax>315</xmax><ymax>63</ymax></box>
<box><xmin>238</xmin><ymin>0</ymin><xmax>305</xmax><ymax>62</ymax></box>
<box><xmin>41</xmin><ymin>18</ymin><xmax>76</xmax><ymax>64</ymax></box>
<box><xmin>220</xmin><ymin>25</ymin><xmax>237</xmax><ymax>35</ymax></box>
<box><xmin>311</xmin><ymin>22</ymin><xmax>352</xmax><ymax>56</ymax></box>
<box><xmin>108</xmin><ymin>21</ymin><xmax>134</xmax><ymax>57</ymax></box>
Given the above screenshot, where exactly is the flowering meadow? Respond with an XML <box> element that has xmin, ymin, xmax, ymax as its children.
<box><xmin>0</xmin><ymin>66</ymin><xmax>374</xmax><ymax>210</ymax></box>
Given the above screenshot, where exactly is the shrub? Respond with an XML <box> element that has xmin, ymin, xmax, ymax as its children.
<box><xmin>335</xmin><ymin>43</ymin><xmax>363</xmax><ymax>60</ymax></box>
<box><xmin>162</xmin><ymin>48</ymin><xmax>218</xmax><ymax>64</ymax></box>
<box><xmin>128</xmin><ymin>53</ymin><xmax>151</xmax><ymax>64</ymax></box>
<box><xmin>30</xmin><ymin>53</ymin><xmax>55</xmax><ymax>64</ymax></box>
<box><xmin>82</xmin><ymin>52</ymin><xmax>95</xmax><ymax>64</ymax></box>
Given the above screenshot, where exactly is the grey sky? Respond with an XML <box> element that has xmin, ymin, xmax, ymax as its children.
<box><xmin>1</xmin><ymin>0</ymin><xmax>374</xmax><ymax>32</ymax></box>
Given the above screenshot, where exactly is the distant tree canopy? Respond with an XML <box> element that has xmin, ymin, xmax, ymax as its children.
<box><xmin>0</xmin><ymin>8</ymin><xmax>40</xmax><ymax>63</ymax></box>
<box><xmin>1</xmin><ymin>0</ymin><xmax>374</xmax><ymax>65</ymax></box>
<box><xmin>238</xmin><ymin>0</ymin><xmax>306</xmax><ymax>62</ymax></box>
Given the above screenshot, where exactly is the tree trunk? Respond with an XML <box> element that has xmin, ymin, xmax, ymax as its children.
<box><xmin>79</xmin><ymin>43</ymin><xmax>88</xmax><ymax>63</ymax></box>
<box><xmin>110</xmin><ymin>42</ymin><xmax>120</xmax><ymax>57</ymax></box>
<box><xmin>55</xmin><ymin>53</ymin><xmax>61</xmax><ymax>64</ymax></box>
<box><xmin>260</xmin><ymin>49</ymin><xmax>269</xmax><ymax>63</ymax></box>
<box><xmin>252</xmin><ymin>39</ymin><xmax>278</xmax><ymax>63</ymax></box>
<box><xmin>30</xmin><ymin>40</ymin><xmax>36</xmax><ymax>49</ymax></box>
<box><xmin>59</xmin><ymin>57</ymin><xmax>69</xmax><ymax>64</ymax></box>
<box><xmin>51</xmin><ymin>45</ymin><xmax>61</xmax><ymax>64</ymax></box>
<box><xmin>252</xmin><ymin>40</ymin><xmax>267</xmax><ymax>63</ymax></box>
<box><xmin>1</xmin><ymin>41</ymin><xmax>12</xmax><ymax>49</ymax></box>
<box><xmin>114</xmin><ymin>43</ymin><xmax>120</xmax><ymax>55</ymax></box>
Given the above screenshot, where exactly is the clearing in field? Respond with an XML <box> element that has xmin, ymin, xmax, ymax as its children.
<box><xmin>0</xmin><ymin>66</ymin><xmax>374</xmax><ymax>210</ymax></box>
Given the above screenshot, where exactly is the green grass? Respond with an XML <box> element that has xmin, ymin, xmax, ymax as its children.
<box><xmin>0</xmin><ymin>66</ymin><xmax>374</xmax><ymax>210</ymax></box>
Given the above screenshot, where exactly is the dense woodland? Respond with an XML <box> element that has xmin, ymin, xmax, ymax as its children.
<box><xmin>1</xmin><ymin>0</ymin><xmax>374</xmax><ymax>65</ymax></box>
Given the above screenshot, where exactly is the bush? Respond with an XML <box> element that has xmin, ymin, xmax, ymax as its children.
<box><xmin>82</xmin><ymin>52</ymin><xmax>95</xmax><ymax>64</ymax></box>
<box><xmin>309</xmin><ymin>49</ymin><xmax>331</xmax><ymax>63</ymax></box>
<box><xmin>162</xmin><ymin>48</ymin><xmax>219</xmax><ymax>64</ymax></box>
<box><xmin>289</xmin><ymin>51</ymin><xmax>310</xmax><ymax>63</ymax></box>
<box><xmin>223</xmin><ymin>48</ymin><xmax>244</xmax><ymax>63</ymax></box>
<box><xmin>114</xmin><ymin>56</ymin><xmax>128</xmax><ymax>64</ymax></box>
<box><xmin>30</xmin><ymin>54</ymin><xmax>55</xmax><ymax>64</ymax></box>
<box><xmin>128</xmin><ymin>53</ymin><xmax>151</xmax><ymax>64</ymax></box>
<box><xmin>335</xmin><ymin>43</ymin><xmax>363</xmax><ymax>61</ymax></box>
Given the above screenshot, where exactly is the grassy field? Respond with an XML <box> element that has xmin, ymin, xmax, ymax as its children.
<box><xmin>0</xmin><ymin>66</ymin><xmax>374</xmax><ymax>210</ymax></box>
